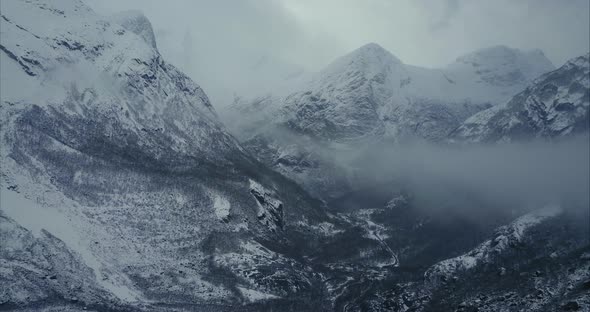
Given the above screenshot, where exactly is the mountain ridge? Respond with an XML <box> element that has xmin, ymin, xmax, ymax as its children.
<box><xmin>0</xmin><ymin>1</ymin><xmax>337</xmax><ymax>309</ymax></box>
<box><xmin>453</xmin><ymin>52</ymin><xmax>589</xmax><ymax>142</ymax></box>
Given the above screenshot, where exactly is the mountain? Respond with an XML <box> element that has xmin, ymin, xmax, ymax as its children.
<box><xmin>230</xmin><ymin>43</ymin><xmax>554</xmax><ymax>142</ymax></box>
<box><xmin>353</xmin><ymin>200</ymin><xmax>590</xmax><ymax>312</ymax></box>
<box><xmin>228</xmin><ymin>43</ymin><xmax>555</xmax><ymax>198</ymax></box>
<box><xmin>282</xmin><ymin>44</ymin><xmax>554</xmax><ymax>141</ymax></box>
<box><xmin>452</xmin><ymin>53</ymin><xmax>590</xmax><ymax>142</ymax></box>
<box><xmin>111</xmin><ymin>10</ymin><xmax>158</xmax><ymax>49</ymax></box>
<box><xmin>0</xmin><ymin>1</ymin><xmax>337</xmax><ymax>310</ymax></box>
<box><xmin>1</xmin><ymin>1</ymin><xmax>588</xmax><ymax>311</ymax></box>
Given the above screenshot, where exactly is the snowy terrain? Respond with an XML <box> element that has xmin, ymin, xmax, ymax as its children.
<box><xmin>1</xmin><ymin>1</ymin><xmax>588</xmax><ymax>311</ymax></box>
<box><xmin>0</xmin><ymin>1</ymin><xmax>335</xmax><ymax>310</ymax></box>
<box><xmin>425</xmin><ymin>205</ymin><xmax>563</xmax><ymax>282</ymax></box>
<box><xmin>229</xmin><ymin>43</ymin><xmax>559</xmax><ymax>198</ymax></box>
<box><xmin>453</xmin><ymin>53</ymin><xmax>590</xmax><ymax>142</ymax></box>
<box><xmin>230</xmin><ymin>43</ymin><xmax>554</xmax><ymax>142</ymax></box>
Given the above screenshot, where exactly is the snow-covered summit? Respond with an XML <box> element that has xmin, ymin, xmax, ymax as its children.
<box><xmin>321</xmin><ymin>42</ymin><xmax>403</xmax><ymax>78</ymax></box>
<box><xmin>111</xmin><ymin>10</ymin><xmax>158</xmax><ymax>49</ymax></box>
<box><xmin>231</xmin><ymin>42</ymin><xmax>556</xmax><ymax>143</ymax></box>
<box><xmin>226</xmin><ymin>43</ymin><xmax>560</xmax><ymax>197</ymax></box>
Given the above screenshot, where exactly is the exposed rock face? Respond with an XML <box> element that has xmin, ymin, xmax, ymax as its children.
<box><xmin>0</xmin><ymin>1</ymin><xmax>333</xmax><ymax>310</ymax></box>
<box><xmin>453</xmin><ymin>53</ymin><xmax>590</xmax><ymax>142</ymax></box>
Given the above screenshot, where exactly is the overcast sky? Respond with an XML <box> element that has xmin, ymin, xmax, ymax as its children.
<box><xmin>87</xmin><ymin>0</ymin><xmax>590</xmax><ymax>107</ymax></box>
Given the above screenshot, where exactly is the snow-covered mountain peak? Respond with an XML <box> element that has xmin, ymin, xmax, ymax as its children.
<box><xmin>1</xmin><ymin>0</ymin><xmax>219</xmax><ymax>121</ymax></box>
<box><xmin>232</xmin><ymin>42</ymin><xmax>561</xmax><ymax>145</ymax></box>
<box><xmin>318</xmin><ymin>42</ymin><xmax>403</xmax><ymax>83</ymax></box>
<box><xmin>346</xmin><ymin>42</ymin><xmax>402</xmax><ymax>64</ymax></box>
<box><xmin>111</xmin><ymin>10</ymin><xmax>157</xmax><ymax>50</ymax></box>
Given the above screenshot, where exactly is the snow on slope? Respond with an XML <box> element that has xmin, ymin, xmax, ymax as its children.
<box><xmin>0</xmin><ymin>0</ymin><xmax>333</xmax><ymax>309</ymax></box>
<box><xmin>0</xmin><ymin>0</ymin><xmax>228</xmax><ymax>154</ymax></box>
<box><xmin>211</xmin><ymin>192</ymin><xmax>231</xmax><ymax>221</ymax></box>
<box><xmin>231</xmin><ymin>43</ymin><xmax>554</xmax><ymax>142</ymax></box>
<box><xmin>237</xmin><ymin>286</ymin><xmax>280</xmax><ymax>302</ymax></box>
<box><xmin>0</xmin><ymin>177</ymin><xmax>142</xmax><ymax>302</ymax></box>
<box><xmin>229</xmin><ymin>43</ymin><xmax>555</xmax><ymax>198</ymax></box>
<box><xmin>425</xmin><ymin>205</ymin><xmax>563</xmax><ymax>283</ymax></box>
<box><xmin>453</xmin><ymin>53</ymin><xmax>589</xmax><ymax>142</ymax></box>
<box><xmin>111</xmin><ymin>10</ymin><xmax>158</xmax><ymax>49</ymax></box>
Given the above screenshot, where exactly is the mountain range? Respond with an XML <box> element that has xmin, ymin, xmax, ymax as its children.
<box><xmin>229</xmin><ymin>42</ymin><xmax>588</xmax><ymax>199</ymax></box>
<box><xmin>1</xmin><ymin>1</ymin><xmax>588</xmax><ymax>311</ymax></box>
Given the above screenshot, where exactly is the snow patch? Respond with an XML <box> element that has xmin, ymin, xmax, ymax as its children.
<box><xmin>237</xmin><ymin>286</ymin><xmax>280</xmax><ymax>302</ymax></box>
<box><xmin>211</xmin><ymin>193</ymin><xmax>230</xmax><ymax>220</ymax></box>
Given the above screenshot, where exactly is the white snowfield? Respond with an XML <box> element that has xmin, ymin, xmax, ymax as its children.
<box><xmin>211</xmin><ymin>192</ymin><xmax>231</xmax><ymax>220</ymax></box>
<box><xmin>237</xmin><ymin>286</ymin><xmax>280</xmax><ymax>302</ymax></box>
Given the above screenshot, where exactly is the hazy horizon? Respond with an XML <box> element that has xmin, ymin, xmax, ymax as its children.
<box><xmin>87</xmin><ymin>0</ymin><xmax>590</xmax><ymax>108</ymax></box>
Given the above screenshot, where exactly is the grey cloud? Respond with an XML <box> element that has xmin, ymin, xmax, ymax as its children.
<box><xmin>425</xmin><ymin>0</ymin><xmax>461</xmax><ymax>31</ymax></box>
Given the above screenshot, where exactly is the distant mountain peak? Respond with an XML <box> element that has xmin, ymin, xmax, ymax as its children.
<box><xmin>355</xmin><ymin>42</ymin><xmax>397</xmax><ymax>56</ymax></box>
<box><xmin>343</xmin><ymin>42</ymin><xmax>402</xmax><ymax>65</ymax></box>
<box><xmin>317</xmin><ymin>42</ymin><xmax>402</xmax><ymax>88</ymax></box>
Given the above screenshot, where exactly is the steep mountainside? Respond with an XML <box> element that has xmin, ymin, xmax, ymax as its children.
<box><xmin>111</xmin><ymin>10</ymin><xmax>158</xmax><ymax>50</ymax></box>
<box><xmin>453</xmin><ymin>53</ymin><xmax>590</xmax><ymax>142</ymax></box>
<box><xmin>0</xmin><ymin>1</ymin><xmax>336</xmax><ymax>310</ymax></box>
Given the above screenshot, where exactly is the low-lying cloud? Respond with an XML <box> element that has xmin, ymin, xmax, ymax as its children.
<box><xmin>351</xmin><ymin>136</ymin><xmax>590</xmax><ymax>215</ymax></box>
